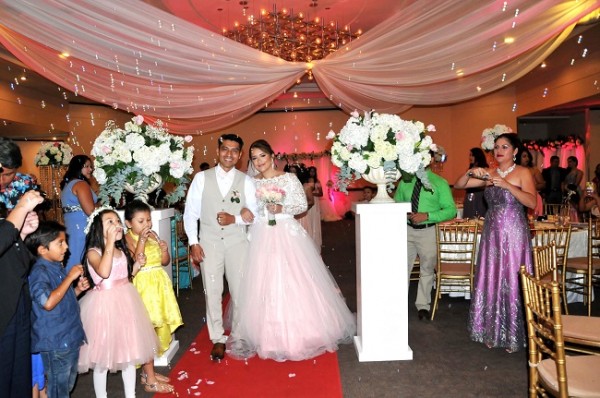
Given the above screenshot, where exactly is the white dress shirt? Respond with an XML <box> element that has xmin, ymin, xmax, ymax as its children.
<box><xmin>183</xmin><ymin>164</ymin><xmax>258</xmax><ymax>245</ymax></box>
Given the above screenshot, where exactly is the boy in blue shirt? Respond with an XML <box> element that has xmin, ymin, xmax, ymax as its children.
<box><xmin>25</xmin><ymin>221</ymin><xmax>89</xmax><ymax>398</ymax></box>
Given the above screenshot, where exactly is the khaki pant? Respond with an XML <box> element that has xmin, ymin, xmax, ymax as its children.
<box><xmin>406</xmin><ymin>225</ymin><xmax>437</xmax><ymax>311</ymax></box>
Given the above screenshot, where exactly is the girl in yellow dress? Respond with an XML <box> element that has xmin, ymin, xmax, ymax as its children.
<box><xmin>124</xmin><ymin>200</ymin><xmax>183</xmax><ymax>383</ymax></box>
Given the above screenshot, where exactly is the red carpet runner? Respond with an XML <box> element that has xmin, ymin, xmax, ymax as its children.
<box><xmin>166</xmin><ymin>325</ymin><xmax>344</xmax><ymax>397</ymax></box>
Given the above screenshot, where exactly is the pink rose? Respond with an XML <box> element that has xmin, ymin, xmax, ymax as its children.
<box><xmin>184</xmin><ymin>135</ymin><xmax>193</xmax><ymax>143</ymax></box>
<box><xmin>134</xmin><ymin>115</ymin><xmax>144</xmax><ymax>125</ymax></box>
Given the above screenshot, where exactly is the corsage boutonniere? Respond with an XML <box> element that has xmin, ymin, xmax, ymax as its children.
<box><xmin>231</xmin><ymin>190</ymin><xmax>240</xmax><ymax>203</ymax></box>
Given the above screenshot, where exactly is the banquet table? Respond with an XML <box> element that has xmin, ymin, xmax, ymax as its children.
<box><xmin>437</xmin><ymin>220</ymin><xmax>588</xmax><ymax>302</ymax></box>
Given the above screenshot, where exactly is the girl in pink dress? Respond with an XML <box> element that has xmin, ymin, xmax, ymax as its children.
<box><xmin>78</xmin><ymin>208</ymin><xmax>172</xmax><ymax>396</ymax></box>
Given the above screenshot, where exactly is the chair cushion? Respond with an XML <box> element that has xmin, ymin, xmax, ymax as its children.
<box><xmin>439</xmin><ymin>262</ymin><xmax>471</xmax><ymax>276</ymax></box>
<box><xmin>562</xmin><ymin>315</ymin><xmax>600</xmax><ymax>344</ymax></box>
<box><xmin>538</xmin><ymin>355</ymin><xmax>600</xmax><ymax>397</ymax></box>
<box><xmin>566</xmin><ymin>257</ymin><xmax>600</xmax><ymax>271</ymax></box>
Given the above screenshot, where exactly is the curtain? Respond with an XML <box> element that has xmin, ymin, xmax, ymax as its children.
<box><xmin>0</xmin><ymin>0</ymin><xmax>597</xmax><ymax>134</ymax></box>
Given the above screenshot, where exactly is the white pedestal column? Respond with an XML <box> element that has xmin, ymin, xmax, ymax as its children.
<box><xmin>117</xmin><ymin>207</ymin><xmax>179</xmax><ymax>366</ymax></box>
<box><xmin>353</xmin><ymin>202</ymin><xmax>413</xmax><ymax>362</ymax></box>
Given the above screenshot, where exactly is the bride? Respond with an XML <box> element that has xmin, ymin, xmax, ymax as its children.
<box><xmin>227</xmin><ymin>139</ymin><xmax>356</xmax><ymax>362</ymax></box>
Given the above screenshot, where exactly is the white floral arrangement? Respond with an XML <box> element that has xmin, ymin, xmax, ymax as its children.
<box><xmin>327</xmin><ymin>110</ymin><xmax>438</xmax><ymax>192</ymax></box>
<box><xmin>34</xmin><ymin>142</ymin><xmax>73</xmax><ymax>166</ymax></box>
<box><xmin>91</xmin><ymin>115</ymin><xmax>195</xmax><ymax>205</ymax></box>
<box><xmin>481</xmin><ymin>124</ymin><xmax>513</xmax><ymax>151</ymax></box>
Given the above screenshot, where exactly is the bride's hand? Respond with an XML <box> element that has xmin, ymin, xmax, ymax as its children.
<box><xmin>267</xmin><ymin>203</ymin><xmax>282</xmax><ymax>214</ymax></box>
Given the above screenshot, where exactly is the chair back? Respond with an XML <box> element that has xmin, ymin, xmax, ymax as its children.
<box><xmin>436</xmin><ymin>223</ymin><xmax>479</xmax><ymax>265</ymax></box>
<box><xmin>520</xmin><ymin>266</ymin><xmax>568</xmax><ymax>397</ymax></box>
<box><xmin>530</xmin><ymin>225</ymin><xmax>571</xmax><ymax>269</ymax></box>
<box><xmin>170</xmin><ymin>215</ymin><xmax>193</xmax><ymax>296</ymax></box>
<box><xmin>543</xmin><ymin>203</ymin><xmax>569</xmax><ymax>217</ymax></box>
<box><xmin>532</xmin><ymin>242</ymin><xmax>558</xmax><ymax>281</ymax></box>
<box><xmin>430</xmin><ymin>223</ymin><xmax>479</xmax><ymax>320</ymax></box>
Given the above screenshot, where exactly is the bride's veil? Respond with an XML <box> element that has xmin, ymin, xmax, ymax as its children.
<box><xmin>246</xmin><ymin>159</ymin><xmax>260</xmax><ymax>177</ymax></box>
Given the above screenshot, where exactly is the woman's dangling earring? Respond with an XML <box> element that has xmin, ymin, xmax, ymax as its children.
<box><xmin>513</xmin><ymin>155</ymin><xmax>516</xmax><ymax>162</ymax></box>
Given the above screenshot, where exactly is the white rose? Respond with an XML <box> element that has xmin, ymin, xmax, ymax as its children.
<box><xmin>93</xmin><ymin>167</ymin><xmax>107</xmax><ymax>184</ymax></box>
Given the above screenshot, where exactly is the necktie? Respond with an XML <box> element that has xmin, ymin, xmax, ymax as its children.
<box><xmin>411</xmin><ymin>178</ymin><xmax>423</xmax><ymax>213</ymax></box>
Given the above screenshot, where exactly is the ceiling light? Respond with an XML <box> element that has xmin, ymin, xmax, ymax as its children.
<box><xmin>223</xmin><ymin>4</ymin><xmax>361</xmax><ymax>62</ymax></box>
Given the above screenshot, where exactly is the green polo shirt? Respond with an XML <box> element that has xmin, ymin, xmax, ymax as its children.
<box><xmin>393</xmin><ymin>170</ymin><xmax>456</xmax><ymax>224</ymax></box>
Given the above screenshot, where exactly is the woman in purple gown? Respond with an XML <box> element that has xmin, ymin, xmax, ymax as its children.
<box><xmin>454</xmin><ymin>133</ymin><xmax>537</xmax><ymax>352</ymax></box>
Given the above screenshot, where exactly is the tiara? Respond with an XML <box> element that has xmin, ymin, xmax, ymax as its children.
<box><xmin>83</xmin><ymin>205</ymin><xmax>115</xmax><ymax>235</ymax></box>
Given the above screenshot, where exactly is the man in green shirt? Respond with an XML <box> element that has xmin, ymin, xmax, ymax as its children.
<box><xmin>394</xmin><ymin>165</ymin><xmax>456</xmax><ymax>321</ymax></box>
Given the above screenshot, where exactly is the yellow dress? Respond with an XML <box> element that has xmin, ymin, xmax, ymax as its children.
<box><xmin>129</xmin><ymin>231</ymin><xmax>183</xmax><ymax>355</ymax></box>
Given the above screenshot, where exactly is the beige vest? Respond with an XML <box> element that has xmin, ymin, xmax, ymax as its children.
<box><xmin>199</xmin><ymin>168</ymin><xmax>248</xmax><ymax>248</ymax></box>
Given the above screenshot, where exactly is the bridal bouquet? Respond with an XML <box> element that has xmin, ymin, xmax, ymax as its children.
<box><xmin>481</xmin><ymin>124</ymin><xmax>513</xmax><ymax>151</ymax></box>
<box><xmin>256</xmin><ymin>184</ymin><xmax>286</xmax><ymax>226</ymax></box>
<box><xmin>91</xmin><ymin>115</ymin><xmax>194</xmax><ymax>205</ymax></box>
<box><xmin>328</xmin><ymin>110</ymin><xmax>437</xmax><ymax>192</ymax></box>
<box><xmin>34</xmin><ymin>142</ymin><xmax>73</xmax><ymax>166</ymax></box>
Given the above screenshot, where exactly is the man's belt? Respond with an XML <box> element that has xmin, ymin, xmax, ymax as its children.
<box><xmin>409</xmin><ymin>223</ymin><xmax>436</xmax><ymax>230</ymax></box>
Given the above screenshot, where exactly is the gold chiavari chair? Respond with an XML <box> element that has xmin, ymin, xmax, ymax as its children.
<box><xmin>532</xmin><ymin>243</ymin><xmax>600</xmax><ymax>355</ymax></box>
<box><xmin>543</xmin><ymin>202</ymin><xmax>569</xmax><ymax>217</ymax></box>
<box><xmin>532</xmin><ymin>242</ymin><xmax>558</xmax><ymax>282</ymax></box>
<box><xmin>562</xmin><ymin>218</ymin><xmax>600</xmax><ymax>316</ymax></box>
<box><xmin>170</xmin><ymin>217</ymin><xmax>193</xmax><ymax>297</ymax></box>
<box><xmin>530</xmin><ymin>225</ymin><xmax>572</xmax><ymax>312</ymax></box>
<box><xmin>431</xmin><ymin>223</ymin><xmax>478</xmax><ymax>320</ymax></box>
<box><xmin>520</xmin><ymin>267</ymin><xmax>600</xmax><ymax>397</ymax></box>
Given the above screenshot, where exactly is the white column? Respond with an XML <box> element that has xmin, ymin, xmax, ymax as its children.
<box><xmin>353</xmin><ymin>202</ymin><xmax>413</xmax><ymax>361</ymax></box>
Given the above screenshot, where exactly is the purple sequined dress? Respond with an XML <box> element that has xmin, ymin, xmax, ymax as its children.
<box><xmin>468</xmin><ymin>186</ymin><xmax>532</xmax><ymax>352</ymax></box>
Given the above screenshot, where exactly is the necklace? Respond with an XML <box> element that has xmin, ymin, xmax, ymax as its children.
<box><xmin>496</xmin><ymin>163</ymin><xmax>516</xmax><ymax>178</ymax></box>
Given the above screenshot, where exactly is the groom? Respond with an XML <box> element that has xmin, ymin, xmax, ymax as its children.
<box><xmin>183</xmin><ymin>133</ymin><xmax>257</xmax><ymax>360</ymax></box>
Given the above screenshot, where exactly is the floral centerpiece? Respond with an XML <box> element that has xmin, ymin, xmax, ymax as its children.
<box><xmin>481</xmin><ymin>124</ymin><xmax>513</xmax><ymax>151</ymax></box>
<box><xmin>91</xmin><ymin>115</ymin><xmax>194</xmax><ymax>205</ymax></box>
<box><xmin>256</xmin><ymin>184</ymin><xmax>286</xmax><ymax>226</ymax></box>
<box><xmin>34</xmin><ymin>142</ymin><xmax>73</xmax><ymax>166</ymax></box>
<box><xmin>327</xmin><ymin>110</ymin><xmax>438</xmax><ymax>194</ymax></box>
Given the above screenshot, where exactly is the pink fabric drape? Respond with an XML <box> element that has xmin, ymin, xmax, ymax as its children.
<box><xmin>0</xmin><ymin>0</ymin><xmax>597</xmax><ymax>134</ymax></box>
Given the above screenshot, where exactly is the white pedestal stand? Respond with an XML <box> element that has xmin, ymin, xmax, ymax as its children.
<box><xmin>353</xmin><ymin>202</ymin><xmax>413</xmax><ymax>362</ymax></box>
<box><xmin>117</xmin><ymin>207</ymin><xmax>179</xmax><ymax>366</ymax></box>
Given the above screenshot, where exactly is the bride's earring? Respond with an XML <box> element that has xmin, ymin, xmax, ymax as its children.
<box><xmin>513</xmin><ymin>155</ymin><xmax>516</xmax><ymax>162</ymax></box>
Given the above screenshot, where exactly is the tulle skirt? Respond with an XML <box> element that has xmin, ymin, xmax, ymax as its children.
<box><xmin>227</xmin><ymin>215</ymin><xmax>356</xmax><ymax>362</ymax></box>
<box><xmin>78</xmin><ymin>279</ymin><xmax>159</xmax><ymax>372</ymax></box>
<box><xmin>299</xmin><ymin>204</ymin><xmax>322</xmax><ymax>252</ymax></box>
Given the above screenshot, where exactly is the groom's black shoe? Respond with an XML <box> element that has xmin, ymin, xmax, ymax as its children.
<box><xmin>210</xmin><ymin>343</ymin><xmax>226</xmax><ymax>360</ymax></box>
<box><xmin>418</xmin><ymin>309</ymin><xmax>430</xmax><ymax>321</ymax></box>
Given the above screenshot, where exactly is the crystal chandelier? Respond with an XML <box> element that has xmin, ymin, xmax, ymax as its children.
<box><xmin>223</xmin><ymin>5</ymin><xmax>361</xmax><ymax>63</ymax></box>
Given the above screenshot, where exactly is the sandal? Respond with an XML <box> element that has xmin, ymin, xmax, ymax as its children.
<box><xmin>141</xmin><ymin>372</ymin><xmax>171</xmax><ymax>384</ymax></box>
<box><xmin>144</xmin><ymin>380</ymin><xmax>174</xmax><ymax>394</ymax></box>
<box><xmin>154</xmin><ymin>372</ymin><xmax>171</xmax><ymax>383</ymax></box>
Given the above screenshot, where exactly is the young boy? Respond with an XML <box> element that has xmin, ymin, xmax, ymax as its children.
<box><xmin>25</xmin><ymin>221</ymin><xmax>89</xmax><ymax>398</ymax></box>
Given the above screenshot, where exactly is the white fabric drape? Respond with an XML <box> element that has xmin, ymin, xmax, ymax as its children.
<box><xmin>0</xmin><ymin>0</ymin><xmax>597</xmax><ymax>134</ymax></box>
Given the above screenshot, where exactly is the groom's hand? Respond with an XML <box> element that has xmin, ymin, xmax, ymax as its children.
<box><xmin>190</xmin><ymin>244</ymin><xmax>205</xmax><ymax>264</ymax></box>
<box><xmin>217</xmin><ymin>211</ymin><xmax>233</xmax><ymax>226</ymax></box>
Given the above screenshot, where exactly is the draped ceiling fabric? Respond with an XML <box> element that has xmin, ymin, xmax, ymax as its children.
<box><xmin>0</xmin><ymin>0</ymin><xmax>598</xmax><ymax>134</ymax></box>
